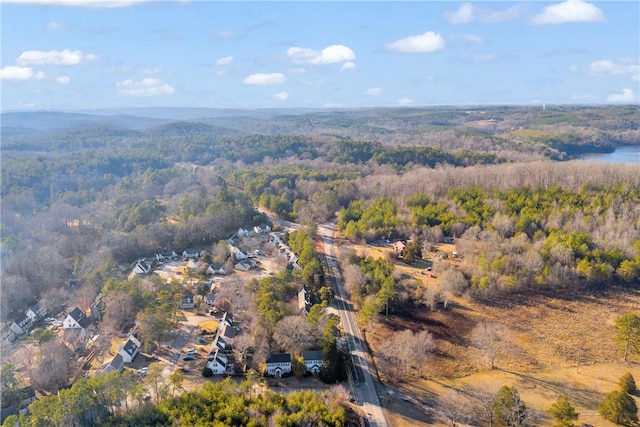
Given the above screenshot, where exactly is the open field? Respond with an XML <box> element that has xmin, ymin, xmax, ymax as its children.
<box><xmin>334</xmin><ymin>234</ymin><xmax>640</xmax><ymax>425</ymax></box>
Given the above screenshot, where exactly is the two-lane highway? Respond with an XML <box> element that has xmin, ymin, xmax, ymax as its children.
<box><xmin>319</xmin><ymin>223</ymin><xmax>388</xmax><ymax>427</ymax></box>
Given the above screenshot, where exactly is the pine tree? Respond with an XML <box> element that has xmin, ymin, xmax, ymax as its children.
<box><xmin>547</xmin><ymin>395</ymin><xmax>579</xmax><ymax>427</ymax></box>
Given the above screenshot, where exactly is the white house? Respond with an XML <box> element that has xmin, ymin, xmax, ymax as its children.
<box><xmin>182</xmin><ymin>249</ymin><xmax>200</xmax><ymax>259</ymax></box>
<box><xmin>63</xmin><ymin>307</ymin><xmax>91</xmax><ymax>333</ymax></box>
<box><xmin>101</xmin><ymin>354</ymin><xmax>124</xmax><ymax>375</ymax></box>
<box><xmin>253</xmin><ymin>224</ymin><xmax>271</xmax><ymax>235</ymax></box>
<box><xmin>298</xmin><ymin>286</ymin><xmax>311</xmax><ymax>316</ymax></box>
<box><xmin>26</xmin><ymin>302</ymin><xmax>46</xmax><ymax>323</ymax></box>
<box><xmin>10</xmin><ymin>314</ymin><xmax>32</xmax><ymax>336</ymax></box>
<box><xmin>179</xmin><ymin>294</ymin><xmax>195</xmax><ymax>309</ymax></box>
<box><xmin>302</xmin><ymin>350</ymin><xmax>324</xmax><ymax>374</ymax></box>
<box><xmin>265</xmin><ymin>353</ymin><xmax>292</xmax><ymax>378</ymax></box>
<box><xmin>155</xmin><ymin>251</ymin><xmax>178</xmax><ymax>261</ymax></box>
<box><xmin>228</xmin><ymin>243</ymin><xmax>248</xmax><ymax>260</ymax></box>
<box><xmin>206</xmin><ymin>349</ymin><xmax>229</xmax><ymax>375</ymax></box>
<box><xmin>133</xmin><ymin>260</ymin><xmax>151</xmax><ymax>275</ymax></box>
<box><xmin>207</xmin><ymin>263</ymin><xmax>226</xmax><ymax>275</ymax></box>
<box><xmin>118</xmin><ymin>335</ymin><xmax>141</xmax><ymax>363</ymax></box>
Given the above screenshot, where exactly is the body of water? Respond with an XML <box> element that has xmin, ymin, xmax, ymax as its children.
<box><xmin>580</xmin><ymin>146</ymin><xmax>640</xmax><ymax>164</ymax></box>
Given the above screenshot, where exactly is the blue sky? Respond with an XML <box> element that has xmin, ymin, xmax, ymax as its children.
<box><xmin>1</xmin><ymin>0</ymin><xmax>638</xmax><ymax>110</ymax></box>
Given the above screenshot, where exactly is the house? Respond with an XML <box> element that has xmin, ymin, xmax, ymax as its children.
<box><xmin>63</xmin><ymin>307</ymin><xmax>92</xmax><ymax>333</ymax></box>
<box><xmin>179</xmin><ymin>294</ymin><xmax>194</xmax><ymax>309</ymax></box>
<box><xmin>298</xmin><ymin>286</ymin><xmax>311</xmax><ymax>316</ymax></box>
<box><xmin>26</xmin><ymin>302</ymin><xmax>46</xmax><ymax>323</ymax></box>
<box><xmin>118</xmin><ymin>335</ymin><xmax>141</xmax><ymax>363</ymax></box>
<box><xmin>205</xmin><ymin>294</ymin><xmax>216</xmax><ymax>306</ymax></box>
<box><xmin>253</xmin><ymin>224</ymin><xmax>271</xmax><ymax>235</ymax></box>
<box><xmin>220</xmin><ymin>312</ymin><xmax>234</xmax><ymax>328</ymax></box>
<box><xmin>228</xmin><ymin>244</ymin><xmax>248</xmax><ymax>260</ymax></box>
<box><xmin>182</xmin><ymin>249</ymin><xmax>200</xmax><ymax>259</ymax></box>
<box><xmin>102</xmin><ymin>353</ymin><xmax>124</xmax><ymax>375</ymax></box>
<box><xmin>234</xmin><ymin>261</ymin><xmax>254</xmax><ymax>271</ymax></box>
<box><xmin>206</xmin><ymin>349</ymin><xmax>229</xmax><ymax>375</ymax></box>
<box><xmin>133</xmin><ymin>260</ymin><xmax>151</xmax><ymax>275</ymax></box>
<box><xmin>156</xmin><ymin>251</ymin><xmax>178</xmax><ymax>261</ymax></box>
<box><xmin>207</xmin><ymin>263</ymin><xmax>226</xmax><ymax>275</ymax></box>
<box><xmin>302</xmin><ymin>350</ymin><xmax>324</xmax><ymax>374</ymax></box>
<box><xmin>265</xmin><ymin>353</ymin><xmax>292</xmax><ymax>378</ymax></box>
<box><xmin>10</xmin><ymin>314</ymin><xmax>32</xmax><ymax>336</ymax></box>
<box><xmin>393</xmin><ymin>241</ymin><xmax>406</xmax><ymax>253</ymax></box>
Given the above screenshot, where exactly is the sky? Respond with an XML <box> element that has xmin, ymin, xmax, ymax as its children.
<box><xmin>1</xmin><ymin>0</ymin><xmax>639</xmax><ymax>111</ymax></box>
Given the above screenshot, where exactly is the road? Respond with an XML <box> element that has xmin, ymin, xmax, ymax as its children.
<box><xmin>319</xmin><ymin>223</ymin><xmax>388</xmax><ymax>427</ymax></box>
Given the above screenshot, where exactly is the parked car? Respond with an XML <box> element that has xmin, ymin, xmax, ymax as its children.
<box><xmin>182</xmin><ymin>355</ymin><xmax>194</xmax><ymax>361</ymax></box>
<box><xmin>196</xmin><ymin>337</ymin><xmax>206</xmax><ymax>344</ymax></box>
<box><xmin>185</xmin><ymin>349</ymin><xmax>197</xmax><ymax>355</ymax></box>
<box><xmin>137</xmin><ymin>367</ymin><xmax>148</xmax><ymax>375</ymax></box>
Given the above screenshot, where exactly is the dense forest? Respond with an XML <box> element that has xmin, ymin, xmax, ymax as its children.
<box><xmin>1</xmin><ymin>106</ymin><xmax>639</xmax><ymax>322</ymax></box>
<box><xmin>1</xmin><ymin>106</ymin><xmax>639</xmax><ymax>425</ymax></box>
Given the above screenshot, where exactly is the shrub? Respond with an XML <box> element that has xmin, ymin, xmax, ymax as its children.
<box><xmin>201</xmin><ymin>367</ymin><xmax>213</xmax><ymax>377</ymax></box>
<box><xmin>599</xmin><ymin>390</ymin><xmax>638</xmax><ymax>425</ymax></box>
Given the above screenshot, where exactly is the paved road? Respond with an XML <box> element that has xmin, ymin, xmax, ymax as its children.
<box><xmin>319</xmin><ymin>223</ymin><xmax>388</xmax><ymax>427</ymax></box>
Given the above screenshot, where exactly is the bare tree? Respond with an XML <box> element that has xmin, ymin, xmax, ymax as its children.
<box><xmin>471</xmin><ymin>322</ymin><xmax>512</xmax><ymax>370</ymax></box>
<box><xmin>437</xmin><ymin>391</ymin><xmax>474</xmax><ymax>427</ymax></box>
<box><xmin>31</xmin><ymin>340</ymin><xmax>73</xmax><ymax>392</ymax></box>
<box><xmin>273</xmin><ymin>316</ymin><xmax>313</xmax><ymax>354</ymax></box>
<box><xmin>342</xmin><ymin>263</ymin><xmax>367</xmax><ymax>302</ymax></box>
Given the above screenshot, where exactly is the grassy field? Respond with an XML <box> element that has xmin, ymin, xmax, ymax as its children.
<box><xmin>337</xmin><ymin>236</ymin><xmax>640</xmax><ymax>426</ymax></box>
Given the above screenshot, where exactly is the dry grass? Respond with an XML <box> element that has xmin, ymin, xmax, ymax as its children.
<box><xmin>198</xmin><ymin>319</ymin><xmax>219</xmax><ymax>333</ymax></box>
<box><xmin>334</xmin><ymin>236</ymin><xmax>640</xmax><ymax>425</ymax></box>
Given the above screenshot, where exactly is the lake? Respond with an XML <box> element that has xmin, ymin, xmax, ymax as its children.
<box><xmin>580</xmin><ymin>146</ymin><xmax>640</xmax><ymax>164</ymax></box>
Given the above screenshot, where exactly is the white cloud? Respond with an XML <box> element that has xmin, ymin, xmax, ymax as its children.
<box><xmin>273</xmin><ymin>91</ymin><xmax>289</xmax><ymax>101</ymax></box>
<box><xmin>290</xmin><ymin>68</ymin><xmax>307</xmax><ymax>74</ymax></box>
<box><xmin>216</xmin><ymin>56</ymin><xmax>234</xmax><ymax>66</ymax></box>
<box><xmin>0</xmin><ymin>66</ymin><xmax>34</xmax><ymax>80</ymax></box>
<box><xmin>5</xmin><ymin>0</ymin><xmax>144</xmax><ymax>7</ymax></box>
<box><xmin>243</xmin><ymin>73</ymin><xmax>285</xmax><ymax>85</ymax></box>
<box><xmin>116</xmin><ymin>78</ymin><xmax>175</xmax><ymax>96</ymax></box>
<box><xmin>35</xmin><ymin>70</ymin><xmax>46</xmax><ymax>79</ymax></box>
<box><xmin>532</xmin><ymin>0</ymin><xmax>604</xmax><ymax>25</ymax></box>
<box><xmin>451</xmin><ymin>34</ymin><xmax>484</xmax><ymax>44</ymax></box>
<box><xmin>366</xmin><ymin>87</ymin><xmax>382</xmax><ymax>96</ymax></box>
<box><xmin>55</xmin><ymin>75</ymin><xmax>71</xmax><ymax>84</ymax></box>
<box><xmin>45</xmin><ymin>21</ymin><xmax>64</xmax><ymax>32</ymax></box>
<box><xmin>397</xmin><ymin>97</ymin><xmax>414</xmax><ymax>106</ymax></box>
<box><xmin>445</xmin><ymin>2</ymin><xmax>475</xmax><ymax>24</ymax></box>
<box><xmin>287</xmin><ymin>44</ymin><xmax>355</xmax><ymax>65</ymax></box>
<box><xmin>587</xmin><ymin>58</ymin><xmax>639</xmax><ymax>80</ymax></box>
<box><xmin>385</xmin><ymin>31</ymin><xmax>445</xmax><ymax>53</ymax></box>
<box><xmin>607</xmin><ymin>89</ymin><xmax>636</xmax><ymax>103</ymax></box>
<box><xmin>341</xmin><ymin>61</ymin><xmax>356</xmax><ymax>71</ymax></box>
<box><xmin>445</xmin><ymin>3</ymin><xmax>523</xmax><ymax>24</ymax></box>
<box><xmin>17</xmin><ymin>49</ymin><xmax>99</xmax><ymax>66</ymax></box>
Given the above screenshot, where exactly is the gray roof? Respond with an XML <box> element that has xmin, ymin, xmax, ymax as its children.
<box><xmin>68</xmin><ymin>307</ymin><xmax>91</xmax><ymax>329</ymax></box>
<box><xmin>122</xmin><ymin>337</ymin><xmax>138</xmax><ymax>356</ymax></box>
<box><xmin>107</xmin><ymin>354</ymin><xmax>124</xmax><ymax>370</ymax></box>
<box><xmin>266</xmin><ymin>353</ymin><xmax>291</xmax><ymax>364</ymax></box>
<box><xmin>302</xmin><ymin>350</ymin><xmax>323</xmax><ymax>361</ymax></box>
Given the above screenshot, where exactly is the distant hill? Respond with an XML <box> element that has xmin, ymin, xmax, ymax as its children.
<box><xmin>147</xmin><ymin>121</ymin><xmax>239</xmax><ymax>137</ymax></box>
<box><xmin>1</xmin><ymin>111</ymin><xmax>170</xmax><ymax>132</ymax></box>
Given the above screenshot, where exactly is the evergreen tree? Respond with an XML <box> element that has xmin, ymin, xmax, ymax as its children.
<box><xmin>599</xmin><ymin>390</ymin><xmax>638</xmax><ymax>425</ymax></box>
<box><xmin>547</xmin><ymin>395</ymin><xmax>579</xmax><ymax>427</ymax></box>
<box><xmin>619</xmin><ymin>372</ymin><xmax>637</xmax><ymax>395</ymax></box>
<box><xmin>494</xmin><ymin>386</ymin><xmax>527</xmax><ymax>427</ymax></box>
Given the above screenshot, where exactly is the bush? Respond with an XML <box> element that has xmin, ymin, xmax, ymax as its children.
<box><xmin>201</xmin><ymin>367</ymin><xmax>213</xmax><ymax>377</ymax></box>
<box><xmin>619</xmin><ymin>372</ymin><xmax>637</xmax><ymax>394</ymax></box>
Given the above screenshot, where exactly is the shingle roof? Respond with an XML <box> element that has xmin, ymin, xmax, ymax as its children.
<box><xmin>68</xmin><ymin>307</ymin><xmax>91</xmax><ymax>329</ymax></box>
<box><xmin>122</xmin><ymin>337</ymin><xmax>138</xmax><ymax>356</ymax></box>
<box><xmin>266</xmin><ymin>353</ymin><xmax>291</xmax><ymax>364</ymax></box>
<box><xmin>302</xmin><ymin>350</ymin><xmax>323</xmax><ymax>361</ymax></box>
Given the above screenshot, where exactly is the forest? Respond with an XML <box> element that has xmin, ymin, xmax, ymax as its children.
<box><xmin>1</xmin><ymin>105</ymin><xmax>639</xmax><ymax>425</ymax></box>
